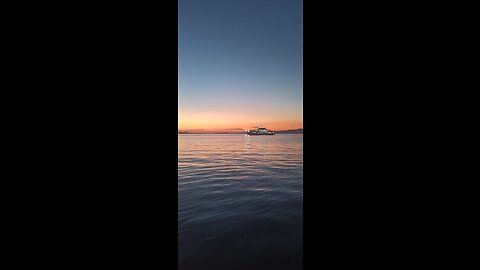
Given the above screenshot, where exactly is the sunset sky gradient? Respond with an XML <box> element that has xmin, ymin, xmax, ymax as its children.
<box><xmin>179</xmin><ymin>0</ymin><xmax>303</xmax><ymax>132</ymax></box>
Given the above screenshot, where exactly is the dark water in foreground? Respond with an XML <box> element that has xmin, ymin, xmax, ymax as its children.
<box><xmin>178</xmin><ymin>134</ymin><xmax>303</xmax><ymax>270</ymax></box>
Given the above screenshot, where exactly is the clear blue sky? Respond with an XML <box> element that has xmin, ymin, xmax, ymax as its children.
<box><xmin>179</xmin><ymin>0</ymin><xmax>303</xmax><ymax>131</ymax></box>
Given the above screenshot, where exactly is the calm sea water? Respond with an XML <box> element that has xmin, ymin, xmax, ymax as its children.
<box><xmin>178</xmin><ymin>134</ymin><xmax>303</xmax><ymax>270</ymax></box>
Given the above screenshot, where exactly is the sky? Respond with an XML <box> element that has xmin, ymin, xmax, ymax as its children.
<box><xmin>179</xmin><ymin>0</ymin><xmax>303</xmax><ymax>132</ymax></box>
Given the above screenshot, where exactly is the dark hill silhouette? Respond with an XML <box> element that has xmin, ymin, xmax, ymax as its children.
<box><xmin>178</xmin><ymin>128</ymin><xmax>303</xmax><ymax>134</ymax></box>
<box><xmin>274</xmin><ymin>128</ymin><xmax>303</xmax><ymax>134</ymax></box>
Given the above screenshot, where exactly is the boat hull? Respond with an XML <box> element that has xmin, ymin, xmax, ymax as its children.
<box><xmin>246</xmin><ymin>133</ymin><xmax>275</xmax><ymax>135</ymax></box>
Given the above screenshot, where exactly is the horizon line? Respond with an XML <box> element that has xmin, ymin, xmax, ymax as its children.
<box><xmin>178</xmin><ymin>127</ymin><xmax>303</xmax><ymax>133</ymax></box>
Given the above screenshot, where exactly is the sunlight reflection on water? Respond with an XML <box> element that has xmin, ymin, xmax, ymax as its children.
<box><xmin>178</xmin><ymin>134</ymin><xmax>303</xmax><ymax>270</ymax></box>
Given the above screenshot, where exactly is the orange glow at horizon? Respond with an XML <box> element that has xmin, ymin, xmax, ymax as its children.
<box><xmin>178</xmin><ymin>112</ymin><xmax>302</xmax><ymax>132</ymax></box>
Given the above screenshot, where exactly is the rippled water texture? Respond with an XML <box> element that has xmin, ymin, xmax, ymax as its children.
<box><xmin>178</xmin><ymin>134</ymin><xmax>303</xmax><ymax>270</ymax></box>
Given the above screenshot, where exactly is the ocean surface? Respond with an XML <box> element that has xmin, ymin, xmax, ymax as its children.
<box><xmin>178</xmin><ymin>134</ymin><xmax>303</xmax><ymax>270</ymax></box>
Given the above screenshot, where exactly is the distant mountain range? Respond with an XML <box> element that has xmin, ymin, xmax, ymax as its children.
<box><xmin>274</xmin><ymin>128</ymin><xmax>303</xmax><ymax>134</ymax></box>
<box><xmin>178</xmin><ymin>128</ymin><xmax>303</xmax><ymax>134</ymax></box>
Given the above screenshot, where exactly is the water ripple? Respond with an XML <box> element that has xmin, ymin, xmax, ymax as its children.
<box><xmin>178</xmin><ymin>134</ymin><xmax>303</xmax><ymax>270</ymax></box>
